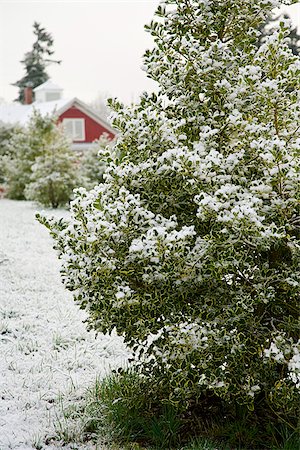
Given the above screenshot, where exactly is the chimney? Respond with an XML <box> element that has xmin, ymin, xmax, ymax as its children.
<box><xmin>24</xmin><ymin>86</ymin><xmax>33</xmax><ymax>104</ymax></box>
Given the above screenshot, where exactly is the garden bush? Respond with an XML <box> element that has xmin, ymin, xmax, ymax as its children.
<box><xmin>0</xmin><ymin>123</ymin><xmax>21</xmax><ymax>184</ymax></box>
<box><xmin>40</xmin><ymin>0</ymin><xmax>300</xmax><ymax>446</ymax></box>
<box><xmin>24</xmin><ymin>127</ymin><xmax>79</xmax><ymax>208</ymax></box>
<box><xmin>79</xmin><ymin>133</ymin><xmax>113</xmax><ymax>190</ymax></box>
<box><xmin>2</xmin><ymin>111</ymin><xmax>79</xmax><ymax>207</ymax></box>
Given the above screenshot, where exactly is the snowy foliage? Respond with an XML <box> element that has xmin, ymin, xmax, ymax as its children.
<box><xmin>0</xmin><ymin>123</ymin><xmax>21</xmax><ymax>184</ymax></box>
<box><xmin>2</xmin><ymin>111</ymin><xmax>79</xmax><ymax>207</ymax></box>
<box><xmin>79</xmin><ymin>134</ymin><xmax>114</xmax><ymax>190</ymax></box>
<box><xmin>25</xmin><ymin>127</ymin><xmax>79</xmax><ymax>208</ymax></box>
<box><xmin>41</xmin><ymin>0</ymin><xmax>300</xmax><ymax>419</ymax></box>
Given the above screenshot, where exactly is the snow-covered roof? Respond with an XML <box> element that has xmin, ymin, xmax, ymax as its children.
<box><xmin>0</xmin><ymin>103</ymin><xmax>31</xmax><ymax>126</ymax></box>
<box><xmin>0</xmin><ymin>97</ymin><xmax>116</xmax><ymax>136</ymax></box>
<box><xmin>0</xmin><ymin>79</ymin><xmax>116</xmax><ymax>132</ymax></box>
<box><xmin>0</xmin><ymin>98</ymin><xmax>73</xmax><ymax>126</ymax></box>
<box><xmin>33</xmin><ymin>80</ymin><xmax>63</xmax><ymax>92</ymax></box>
<box><xmin>31</xmin><ymin>98</ymin><xmax>71</xmax><ymax>117</ymax></box>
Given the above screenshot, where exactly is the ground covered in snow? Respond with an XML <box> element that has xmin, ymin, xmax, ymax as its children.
<box><xmin>0</xmin><ymin>199</ymin><xmax>129</xmax><ymax>450</ymax></box>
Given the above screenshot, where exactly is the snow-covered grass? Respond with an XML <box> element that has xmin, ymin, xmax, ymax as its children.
<box><xmin>0</xmin><ymin>199</ymin><xmax>129</xmax><ymax>449</ymax></box>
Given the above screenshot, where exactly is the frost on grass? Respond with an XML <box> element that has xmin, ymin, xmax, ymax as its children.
<box><xmin>0</xmin><ymin>199</ymin><xmax>129</xmax><ymax>449</ymax></box>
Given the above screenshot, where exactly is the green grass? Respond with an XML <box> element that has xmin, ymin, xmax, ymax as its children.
<box><xmin>82</xmin><ymin>369</ymin><xmax>183</xmax><ymax>448</ymax></box>
<box><xmin>50</xmin><ymin>368</ymin><xmax>299</xmax><ymax>450</ymax></box>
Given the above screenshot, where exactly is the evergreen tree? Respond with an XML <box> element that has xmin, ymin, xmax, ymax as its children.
<box><xmin>40</xmin><ymin>0</ymin><xmax>300</xmax><ymax>439</ymax></box>
<box><xmin>13</xmin><ymin>22</ymin><xmax>61</xmax><ymax>103</ymax></box>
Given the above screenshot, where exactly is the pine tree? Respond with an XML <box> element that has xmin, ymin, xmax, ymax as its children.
<box><xmin>40</xmin><ymin>0</ymin><xmax>300</xmax><ymax>437</ymax></box>
<box><xmin>13</xmin><ymin>22</ymin><xmax>61</xmax><ymax>103</ymax></box>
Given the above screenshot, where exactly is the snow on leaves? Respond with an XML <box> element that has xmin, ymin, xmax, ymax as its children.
<box><xmin>41</xmin><ymin>0</ymin><xmax>300</xmax><ymax>413</ymax></box>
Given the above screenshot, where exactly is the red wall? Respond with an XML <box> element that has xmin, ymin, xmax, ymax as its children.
<box><xmin>58</xmin><ymin>106</ymin><xmax>115</xmax><ymax>142</ymax></box>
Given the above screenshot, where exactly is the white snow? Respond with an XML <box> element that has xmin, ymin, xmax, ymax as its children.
<box><xmin>0</xmin><ymin>199</ymin><xmax>129</xmax><ymax>449</ymax></box>
<box><xmin>0</xmin><ymin>99</ymin><xmax>74</xmax><ymax>127</ymax></box>
<box><xmin>33</xmin><ymin>81</ymin><xmax>63</xmax><ymax>93</ymax></box>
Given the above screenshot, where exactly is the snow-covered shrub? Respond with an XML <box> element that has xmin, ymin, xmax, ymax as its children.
<box><xmin>40</xmin><ymin>0</ymin><xmax>300</xmax><ymax>424</ymax></box>
<box><xmin>2</xmin><ymin>111</ymin><xmax>78</xmax><ymax>206</ymax></box>
<box><xmin>79</xmin><ymin>134</ymin><xmax>114</xmax><ymax>190</ymax></box>
<box><xmin>0</xmin><ymin>123</ymin><xmax>21</xmax><ymax>184</ymax></box>
<box><xmin>25</xmin><ymin>126</ymin><xmax>79</xmax><ymax>208</ymax></box>
<box><xmin>2</xmin><ymin>115</ymin><xmax>42</xmax><ymax>199</ymax></box>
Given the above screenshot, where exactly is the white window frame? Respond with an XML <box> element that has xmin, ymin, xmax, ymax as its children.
<box><xmin>62</xmin><ymin>118</ymin><xmax>85</xmax><ymax>141</ymax></box>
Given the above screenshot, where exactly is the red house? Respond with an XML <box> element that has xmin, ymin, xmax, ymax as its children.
<box><xmin>0</xmin><ymin>80</ymin><xmax>116</xmax><ymax>151</ymax></box>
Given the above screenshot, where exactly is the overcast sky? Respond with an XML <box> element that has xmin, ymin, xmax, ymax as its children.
<box><xmin>0</xmin><ymin>0</ymin><xmax>299</xmax><ymax>106</ymax></box>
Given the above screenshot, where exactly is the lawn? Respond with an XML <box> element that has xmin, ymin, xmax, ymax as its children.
<box><xmin>0</xmin><ymin>199</ymin><xmax>129</xmax><ymax>449</ymax></box>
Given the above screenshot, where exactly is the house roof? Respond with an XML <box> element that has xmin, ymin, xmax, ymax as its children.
<box><xmin>67</xmin><ymin>98</ymin><xmax>116</xmax><ymax>135</ymax></box>
<box><xmin>33</xmin><ymin>80</ymin><xmax>63</xmax><ymax>92</ymax></box>
<box><xmin>0</xmin><ymin>97</ymin><xmax>116</xmax><ymax>135</ymax></box>
<box><xmin>0</xmin><ymin>103</ymin><xmax>31</xmax><ymax>126</ymax></box>
<box><xmin>0</xmin><ymin>98</ymin><xmax>70</xmax><ymax>126</ymax></box>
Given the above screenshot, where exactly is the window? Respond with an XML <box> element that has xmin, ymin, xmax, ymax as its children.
<box><xmin>46</xmin><ymin>92</ymin><xmax>61</xmax><ymax>102</ymax></box>
<box><xmin>62</xmin><ymin>118</ymin><xmax>85</xmax><ymax>141</ymax></box>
